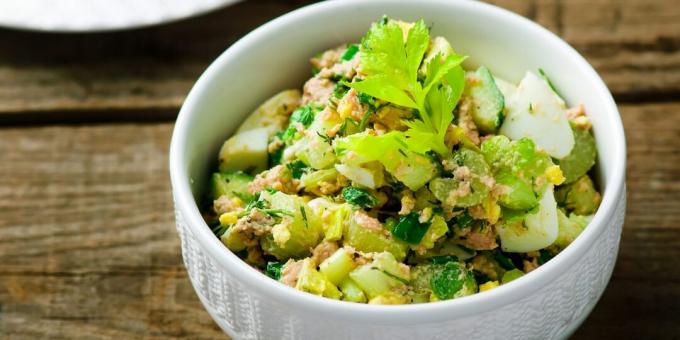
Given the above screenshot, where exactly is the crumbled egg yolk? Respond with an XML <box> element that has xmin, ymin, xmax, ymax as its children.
<box><xmin>479</xmin><ymin>280</ymin><xmax>500</xmax><ymax>292</ymax></box>
<box><xmin>546</xmin><ymin>165</ymin><xmax>565</xmax><ymax>185</ymax></box>
<box><xmin>219</xmin><ymin>212</ymin><xmax>239</xmax><ymax>225</ymax></box>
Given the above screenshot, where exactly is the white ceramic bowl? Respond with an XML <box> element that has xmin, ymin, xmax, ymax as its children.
<box><xmin>169</xmin><ymin>1</ymin><xmax>627</xmax><ymax>339</ymax></box>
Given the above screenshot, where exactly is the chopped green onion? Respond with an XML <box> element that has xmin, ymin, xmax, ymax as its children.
<box><xmin>340</xmin><ymin>44</ymin><xmax>360</xmax><ymax>61</ymax></box>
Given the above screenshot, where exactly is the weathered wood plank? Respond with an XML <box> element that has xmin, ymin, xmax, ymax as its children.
<box><xmin>0</xmin><ymin>0</ymin><xmax>677</xmax><ymax>120</ymax></box>
<box><xmin>0</xmin><ymin>102</ymin><xmax>679</xmax><ymax>338</ymax></box>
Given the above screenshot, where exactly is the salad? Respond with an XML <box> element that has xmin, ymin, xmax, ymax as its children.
<box><xmin>203</xmin><ymin>17</ymin><xmax>601</xmax><ymax>304</ymax></box>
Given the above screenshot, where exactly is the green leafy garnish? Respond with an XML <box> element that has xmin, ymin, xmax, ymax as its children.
<box><xmin>332</xmin><ymin>82</ymin><xmax>349</xmax><ymax>99</ymax></box>
<box><xmin>286</xmin><ymin>160</ymin><xmax>308</xmax><ymax>179</ymax></box>
<box><xmin>391</xmin><ymin>212</ymin><xmax>431</xmax><ymax>244</ymax></box>
<box><xmin>265</xmin><ymin>261</ymin><xmax>283</xmax><ymax>280</ymax></box>
<box><xmin>342</xmin><ymin>187</ymin><xmax>378</xmax><ymax>208</ymax></box>
<box><xmin>282</xmin><ymin>105</ymin><xmax>319</xmax><ymax>141</ymax></box>
<box><xmin>345</xmin><ymin>18</ymin><xmax>466</xmax><ymax>157</ymax></box>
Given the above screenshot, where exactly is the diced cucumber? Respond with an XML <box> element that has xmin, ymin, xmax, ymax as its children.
<box><xmin>499</xmin><ymin>71</ymin><xmax>574</xmax><ymax>159</ymax></box>
<box><xmin>343</xmin><ymin>213</ymin><xmax>409</xmax><ymax>261</ymax></box>
<box><xmin>494</xmin><ymin>77</ymin><xmax>517</xmax><ymax>100</ymax></box>
<box><xmin>429</xmin><ymin>148</ymin><xmax>491</xmax><ymax>207</ymax></box>
<box><xmin>338</xmin><ymin>278</ymin><xmax>367</xmax><ymax>303</ymax></box>
<box><xmin>555</xmin><ymin>175</ymin><xmax>601</xmax><ymax>215</ymax></box>
<box><xmin>497</xmin><ymin>185</ymin><xmax>559</xmax><ymax>252</ymax></box>
<box><xmin>319</xmin><ymin>248</ymin><xmax>356</xmax><ymax>285</ymax></box>
<box><xmin>259</xmin><ymin>192</ymin><xmax>322</xmax><ymax>260</ymax></box>
<box><xmin>218</xmin><ymin>127</ymin><xmax>269</xmax><ymax>174</ymax></box>
<box><xmin>370</xmin><ymin>252</ymin><xmax>410</xmax><ymax>282</ymax></box>
<box><xmin>300</xmin><ymin>168</ymin><xmax>338</xmax><ymax>191</ymax></box>
<box><xmin>410</xmin><ymin>262</ymin><xmax>477</xmax><ymax>301</ymax></box>
<box><xmin>335</xmin><ymin>162</ymin><xmax>385</xmax><ymax>189</ymax></box>
<box><xmin>295</xmin><ymin>259</ymin><xmax>342</xmax><ymax>299</ymax></box>
<box><xmin>296</xmin><ymin>134</ymin><xmax>336</xmax><ymax>170</ymax></box>
<box><xmin>221</xmin><ymin>227</ymin><xmax>247</xmax><ymax>252</ymax></box>
<box><xmin>412</xmin><ymin>239</ymin><xmax>477</xmax><ymax>263</ymax></box>
<box><xmin>306</xmin><ymin>197</ymin><xmax>351</xmax><ymax>241</ymax></box>
<box><xmin>464</xmin><ymin>66</ymin><xmax>505</xmax><ymax>134</ymax></box>
<box><xmin>387</xmin><ymin>150</ymin><xmax>438</xmax><ymax>191</ymax></box>
<box><xmin>501</xmin><ymin>268</ymin><xmax>524</xmax><ymax>284</ymax></box>
<box><xmin>236</xmin><ymin>89</ymin><xmax>301</xmax><ymax>137</ymax></box>
<box><xmin>210</xmin><ymin>171</ymin><xmax>254</xmax><ymax>201</ymax></box>
<box><xmin>494</xmin><ymin>170</ymin><xmax>538</xmax><ymax>210</ymax></box>
<box><xmin>555</xmin><ymin>125</ymin><xmax>597</xmax><ymax>184</ymax></box>
<box><xmin>349</xmin><ymin>264</ymin><xmax>405</xmax><ymax>299</ymax></box>
<box><xmin>413</xmin><ymin>215</ymin><xmax>448</xmax><ymax>251</ymax></box>
<box><xmin>553</xmin><ymin>209</ymin><xmax>589</xmax><ymax>249</ymax></box>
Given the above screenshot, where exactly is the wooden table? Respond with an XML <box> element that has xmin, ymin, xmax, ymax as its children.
<box><xmin>1</xmin><ymin>0</ymin><xmax>678</xmax><ymax>338</ymax></box>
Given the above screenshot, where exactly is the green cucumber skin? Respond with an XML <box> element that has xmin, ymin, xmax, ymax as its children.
<box><xmin>466</xmin><ymin>66</ymin><xmax>505</xmax><ymax>134</ymax></box>
<box><xmin>210</xmin><ymin>171</ymin><xmax>254</xmax><ymax>201</ymax></box>
<box><xmin>556</xmin><ymin>125</ymin><xmax>597</xmax><ymax>184</ymax></box>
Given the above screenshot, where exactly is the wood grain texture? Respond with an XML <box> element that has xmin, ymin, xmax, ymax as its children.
<box><xmin>0</xmin><ymin>0</ymin><xmax>678</xmax><ymax>121</ymax></box>
<box><xmin>0</xmin><ymin>123</ymin><xmax>226</xmax><ymax>338</ymax></box>
<box><xmin>0</xmin><ymin>0</ymin><xmax>678</xmax><ymax>338</ymax></box>
<box><xmin>0</xmin><ymin>103</ymin><xmax>678</xmax><ymax>338</ymax></box>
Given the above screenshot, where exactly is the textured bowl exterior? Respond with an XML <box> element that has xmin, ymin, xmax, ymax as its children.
<box><xmin>173</xmin><ymin>192</ymin><xmax>625</xmax><ymax>339</ymax></box>
<box><xmin>169</xmin><ymin>1</ymin><xmax>627</xmax><ymax>339</ymax></box>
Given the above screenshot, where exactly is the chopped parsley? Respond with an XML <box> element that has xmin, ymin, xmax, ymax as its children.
<box><xmin>342</xmin><ymin>187</ymin><xmax>379</xmax><ymax>208</ymax></box>
<box><xmin>286</xmin><ymin>160</ymin><xmax>308</xmax><ymax>179</ymax></box>
<box><xmin>391</xmin><ymin>212</ymin><xmax>431</xmax><ymax>244</ymax></box>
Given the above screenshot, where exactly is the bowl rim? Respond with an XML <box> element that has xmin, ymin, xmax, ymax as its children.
<box><xmin>169</xmin><ymin>0</ymin><xmax>626</xmax><ymax>324</ymax></box>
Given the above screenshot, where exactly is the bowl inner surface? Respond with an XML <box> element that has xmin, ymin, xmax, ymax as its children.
<box><xmin>171</xmin><ymin>0</ymin><xmax>625</xmax><ymax>323</ymax></box>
